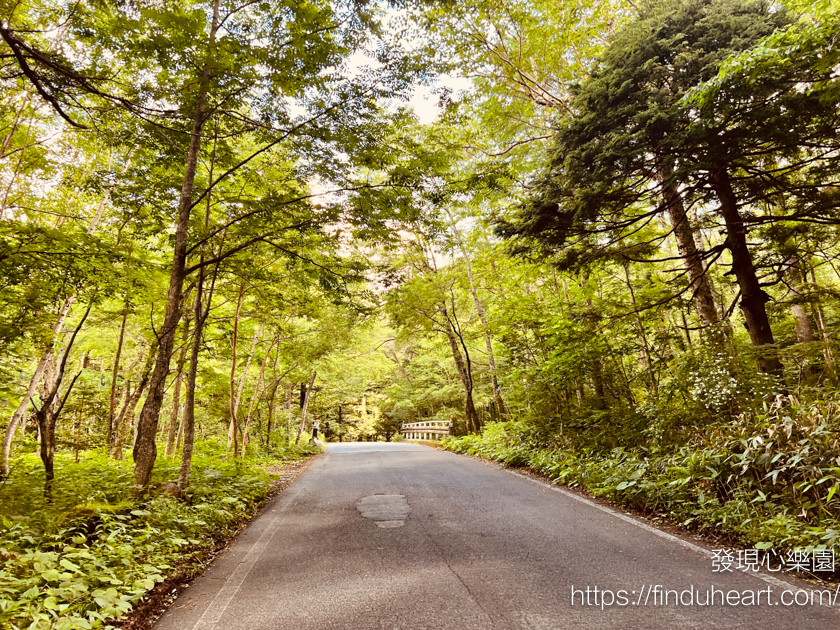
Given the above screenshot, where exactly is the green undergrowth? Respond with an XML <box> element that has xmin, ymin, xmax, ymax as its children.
<box><xmin>444</xmin><ymin>402</ymin><xmax>840</xmax><ymax>557</ymax></box>
<box><xmin>0</xmin><ymin>440</ymin><xmax>319</xmax><ymax>629</ymax></box>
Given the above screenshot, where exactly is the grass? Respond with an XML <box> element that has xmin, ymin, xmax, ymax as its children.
<box><xmin>0</xmin><ymin>439</ymin><xmax>319</xmax><ymax>629</ymax></box>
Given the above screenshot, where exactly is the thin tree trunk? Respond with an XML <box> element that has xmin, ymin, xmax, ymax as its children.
<box><xmin>808</xmin><ymin>265</ymin><xmax>837</xmax><ymax>384</ymax></box>
<box><xmin>295</xmin><ymin>372</ymin><xmax>317</xmax><ymax>446</ymax></box>
<box><xmin>108</xmin><ymin>349</ymin><xmax>144</xmax><ymax>458</ymax></box>
<box><xmin>178</xmin><ymin>118</ymin><xmax>222</xmax><ymax>489</ymax></box>
<box><xmin>227</xmin><ymin>282</ymin><xmax>245</xmax><ymax>453</ymax></box>
<box><xmin>37</xmin><ymin>369</ymin><xmax>82</xmax><ymax>501</ymax></box>
<box><xmin>387</xmin><ymin>348</ymin><xmax>413</xmax><ymax>385</ymax></box>
<box><xmin>660</xmin><ymin>169</ymin><xmax>720</xmax><ymax>328</ymax></box>
<box><xmin>584</xmin><ymin>295</ymin><xmax>608</xmax><ymax>409</ymax></box>
<box><xmin>1</xmin><ymin>298</ymin><xmax>73</xmax><ymax>477</ymax></box>
<box><xmin>33</xmin><ymin>306</ymin><xmax>90</xmax><ymax>497</ymax></box>
<box><xmin>133</xmin><ymin>1</ymin><xmax>220</xmax><ymax>490</ymax></box>
<box><xmin>267</xmin><ymin>379</ymin><xmax>280</xmax><ymax>447</ymax></box>
<box><xmin>445</xmin><ymin>212</ymin><xmax>507</xmax><ymax>414</ymax></box>
<box><xmin>229</xmin><ymin>321</ymin><xmax>262</xmax><ymax>455</ymax></box>
<box><xmin>786</xmin><ymin>259</ymin><xmax>817</xmax><ymax>381</ymax></box>
<box><xmin>87</xmin><ymin>152</ymin><xmax>134</xmax><ymax>232</ymax></box>
<box><xmin>241</xmin><ymin>334</ymin><xmax>278</xmax><ymax>453</ymax></box>
<box><xmin>287</xmin><ymin>384</ymin><xmax>294</xmax><ymax>446</ymax></box>
<box><xmin>623</xmin><ymin>264</ymin><xmax>658</xmax><ymax>398</ymax></box>
<box><xmin>165</xmin><ymin>307</ymin><xmax>192</xmax><ymax>456</ymax></box>
<box><xmin>178</xmin><ymin>291</ymin><xmax>204</xmax><ymax>490</ymax></box>
<box><xmin>439</xmin><ymin>304</ymin><xmax>479</xmax><ymax>434</ymax></box>
<box><xmin>107</xmin><ymin>309</ymin><xmax>128</xmax><ymax>454</ymax></box>
<box><xmin>711</xmin><ymin>169</ymin><xmax>784</xmax><ymax>379</ymax></box>
<box><xmin>113</xmin><ymin>345</ymin><xmax>156</xmax><ymax>460</ymax></box>
<box><xmin>264</xmin><ymin>350</ymin><xmax>281</xmax><ymax>447</ymax></box>
<box><xmin>111</xmin><ymin>383</ymin><xmax>132</xmax><ymax>457</ymax></box>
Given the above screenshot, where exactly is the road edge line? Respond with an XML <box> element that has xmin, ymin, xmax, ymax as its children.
<box><xmin>504</xmin><ymin>468</ymin><xmax>797</xmax><ymax>592</ymax></box>
<box><xmin>188</xmin><ymin>451</ymin><xmax>329</xmax><ymax>630</ymax></box>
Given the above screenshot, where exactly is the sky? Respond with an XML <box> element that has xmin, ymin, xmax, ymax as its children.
<box><xmin>406</xmin><ymin>74</ymin><xmax>473</xmax><ymax>125</ymax></box>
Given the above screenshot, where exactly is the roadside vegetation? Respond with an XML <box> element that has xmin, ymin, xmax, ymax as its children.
<box><xmin>0</xmin><ymin>442</ymin><xmax>318</xmax><ymax>629</ymax></box>
<box><xmin>443</xmin><ymin>408</ymin><xmax>840</xmax><ymax>555</ymax></box>
<box><xmin>1</xmin><ymin>0</ymin><xmax>839</xmax><ymax>626</ymax></box>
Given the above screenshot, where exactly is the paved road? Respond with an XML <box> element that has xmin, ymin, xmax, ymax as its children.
<box><xmin>155</xmin><ymin>442</ymin><xmax>840</xmax><ymax>629</ymax></box>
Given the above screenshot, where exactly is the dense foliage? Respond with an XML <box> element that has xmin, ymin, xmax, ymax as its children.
<box><xmin>2</xmin><ymin>0</ymin><xmax>840</xmax><ymax>624</ymax></box>
<box><xmin>0</xmin><ymin>442</ymin><xmax>318</xmax><ymax>629</ymax></box>
<box><xmin>380</xmin><ymin>0</ymin><xmax>840</xmax><ymax>558</ymax></box>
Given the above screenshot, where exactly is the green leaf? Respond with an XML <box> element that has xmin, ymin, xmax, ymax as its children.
<box><xmin>22</xmin><ymin>586</ymin><xmax>40</xmax><ymax>599</ymax></box>
<box><xmin>59</xmin><ymin>559</ymin><xmax>80</xmax><ymax>572</ymax></box>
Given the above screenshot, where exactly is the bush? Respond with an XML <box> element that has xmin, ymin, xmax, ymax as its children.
<box><xmin>0</xmin><ymin>442</ymin><xmax>318</xmax><ymax>629</ymax></box>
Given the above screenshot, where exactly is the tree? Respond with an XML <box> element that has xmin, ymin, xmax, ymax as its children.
<box><xmin>498</xmin><ymin>0</ymin><xmax>840</xmax><ymax>379</ymax></box>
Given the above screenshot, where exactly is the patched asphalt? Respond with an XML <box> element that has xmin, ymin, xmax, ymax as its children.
<box><xmin>153</xmin><ymin>442</ymin><xmax>840</xmax><ymax>629</ymax></box>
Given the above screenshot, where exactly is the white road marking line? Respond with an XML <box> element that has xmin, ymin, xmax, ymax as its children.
<box><xmin>189</xmin><ymin>453</ymin><xmax>328</xmax><ymax>630</ymax></box>
<box><xmin>505</xmin><ymin>469</ymin><xmax>797</xmax><ymax>591</ymax></box>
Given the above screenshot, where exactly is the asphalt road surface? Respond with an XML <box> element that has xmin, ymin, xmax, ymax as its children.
<box><xmin>154</xmin><ymin>442</ymin><xmax>840</xmax><ymax>629</ymax></box>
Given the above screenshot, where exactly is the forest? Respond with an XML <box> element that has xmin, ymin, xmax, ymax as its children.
<box><xmin>0</xmin><ymin>0</ymin><xmax>839</xmax><ymax>627</ymax></box>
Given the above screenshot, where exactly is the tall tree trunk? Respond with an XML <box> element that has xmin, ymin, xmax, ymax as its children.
<box><xmin>179</xmin><ymin>121</ymin><xmax>222</xmax><ymax>490</ymax></box>
<box><xmin>661</xmin><ymin>173</ymin><xmax>721</xmax><ymax>328</ymax></box>
<box><xmin>287</xmin><ymin>383</ymin><xmax>294</xmax><ymax>446</ymax></box>
<box><xmin>266</xmin><ymin>379</ymin><xmax>280</xmax><ymax>447</ymax></box>
<box><xmin>439</xmin><ymin>304</ymin><xmax>479</xmax><ymax>434</ymax></box>
<box><xmin>229</xmin><ymin>321</ymin><xmax>262</xmax><ymax>456</ymax></box>
<box><xmin>445</xmin><ymin>212</ymin><xmax>507</xmax><ymax>415</ymax></box>
<box><xmin>584</xmin><ymin>295</ymin><xmax>608</xmax><ymax>409</ymax></box>
<box><xmin>227</xmin><ymin>282</ymin><xmax>246</xmax><ymax>453</ymax></box>
<box><xmin>241</xmin><ymin>334</ymin><xmax>278</xmax><ymax>453</ymax></box>
<box><xmin>107</xmin><ymin>308</ymin><xmax>128</xmax><ymax>455</ymax></box>
<box><xmin>711</xmin><ymin>169</ymin><xmax>784</xmax><ymax>379</ymax></box>
<box><xmin>622</xmin><ymin>264</ymin><xmax>658</xmax><ymax>398</ymax></box>
<box><xmin>165</xmin><ymin>306</ymin><xmax>192</xmax><ymax>456</ymax></box>
<box><xmin>178</xmin><ymin>291</ymin><xmax>204</xmax><ymax>490</ymax></box>
<box><xmin>786</xmin><ymin>260</ymin><xmax>817</xmax><ymax>381</ymax></box>
<box><xmin>808</xmin><ymin>265</ymin><xmax>837</xmax><ymax>384</ymax></box>
<box><xmin>133</xmin><ymin>1</ymin><xmax>220</xmax><ymax>490</ymax></box>
<box><xmin>295</xmin><ymin>372</ymin><xmax>317</xmax><ymax>446</ymax></box>
<box><xmin>113</xmin><ymin>345</ymin><xmax>156</xmax><ymax>460</ymax></box>
<box><xmin>786</xmin><ymin>258</ymin><xmax>816</xmax><ymax>342</ymax></box>
<box><xmin>264</xmin><ymin>351</ymin><xmax>281</xmax><ymax>447</ymax></box>
<box><xmin>109</xmin><ymin>349</ymin><xmax>145</xmax><ymax>458</ymax></box>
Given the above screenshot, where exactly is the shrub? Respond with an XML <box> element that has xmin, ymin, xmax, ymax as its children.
<box><xmin>0</xmin><ymin>442</ymin><xmax>318</xmax><ymax>629</ymax></box>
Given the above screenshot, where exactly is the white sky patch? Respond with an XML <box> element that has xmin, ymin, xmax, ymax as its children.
<box><xmin>345</xmin><ymin>49</ymin><xmax>385</xmax><ymax>76</ymax></box>
<box><xmin>407</xmin><ymin>74</ymin><xmax>474</xmax><ymax>125</ymax></box>
<box><xmin>307</xmin><ymin>175</ymin><xmax>342</xmax><ymax>205</ymax></box>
